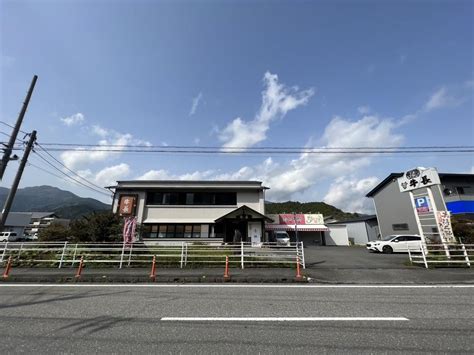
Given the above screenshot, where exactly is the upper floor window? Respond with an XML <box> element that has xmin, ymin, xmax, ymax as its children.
<box><xmin>146</xmin><ymin>191</ymin><xmax>237</xmax><ymax>205</ymax></box>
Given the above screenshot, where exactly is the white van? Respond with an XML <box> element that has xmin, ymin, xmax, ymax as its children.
<box><xmin>0</xmin><ymin>231</ymin><xmax>20</xmax><ymax>242</ymax></box>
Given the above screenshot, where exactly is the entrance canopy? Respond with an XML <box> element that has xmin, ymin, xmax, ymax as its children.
<box><xmin>265</xmin><ymin>224</ymin><xmax>329</xmax><ymax>232</ymax></box>
<box><xmin>215</xmin><ymin>205</ymin><xmax>273</xmax><ymax>223</ymax></box>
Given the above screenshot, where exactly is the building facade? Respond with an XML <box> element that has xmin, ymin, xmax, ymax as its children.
<box><xmin>24</xmin><ymin>212</ymin><xmax>70</xmax><ymax>237</ymax></box>
<box><xmin>366</xmin><ymin>172</ymin><xmax>474</xmax><ymax>238</ymax></box>
<box><xmin>328</xmin><ymin>215</ymin><xmax>379</xmax><ymax>245</ymax></box>
<box><xmin>111</xmin><ymin>180</ymin><xmax>270</xmax><ymax>243</ymax></box>
<box><xmin>265</xmin><ymin>213</ymin><xmax>332</xmax><ymax>245</ymax></box>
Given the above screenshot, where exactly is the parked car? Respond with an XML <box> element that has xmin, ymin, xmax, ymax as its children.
<box><xmin>25</xmin><ymin>233</ymin><xmax>39</xmax><ymax>241</ymax></box>
<box><xmin>366</xmin><ymin>235</ymin><xmax>422</xmax><ymax>254</ymax></box>
<box><xmin>0</xmin><ymin>231</ymin><xmax>21</xmax><ymax>242</ymax></box>
<box><xmin>274</xmin><ymin>231</ymin><xmax>290</xmax><ymax>246</ymax></box>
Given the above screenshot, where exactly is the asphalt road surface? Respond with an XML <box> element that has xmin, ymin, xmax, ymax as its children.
<box><xmin>1</xmin><ymin>284</ymin><xmax>473</xmax><ymax>354</ymax></box>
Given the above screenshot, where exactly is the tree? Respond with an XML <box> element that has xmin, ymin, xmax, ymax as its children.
<box><xmin>452</xmin><ymin>216</ymin><xmax>474</xmax><ymax>244</ymax></box>
<box><xmin>39</xmin><ymin>223</ymin><xmax>71</xmax><ymax>241</ymax></box>
<box><xmin>69</xmin><ymin>211</ymin><xmax>123</xmax><ymax>242</ymax></box>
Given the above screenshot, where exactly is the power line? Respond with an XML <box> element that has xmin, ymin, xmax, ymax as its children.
<box><xmin>35</xmin><ymin>142</ymin><xmax>109</xmax><ymax>192</ymax></box>
<box><xmin>0</xmin><ymin>121</ymin><xmax>29</xmax><ymax>135</ymax></box>
<box><xmin>35</xmin><ymin>142</ymin><xmax>474</xmax><ymax>150</ymax></box>
<box><xmin>16</xmin><ymin>147</ymin><xmax>474</xmax><ymax>154</ymax></box>
<box><xmin>31</xmin><ymin>151</ymin><xmax>112</xmax><ymax>197</ymax></box>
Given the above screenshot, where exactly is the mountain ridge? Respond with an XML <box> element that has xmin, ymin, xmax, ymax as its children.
<box><xmin>0</xmin><ymin>185</ymin><xmax>110</xmax><ymax>219</ymax></box>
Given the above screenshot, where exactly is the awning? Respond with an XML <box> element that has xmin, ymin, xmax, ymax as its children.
<box><xmin>265</xmin><ymin>224</ymin><xmax>329</xmax><ymax>232</ymax></box>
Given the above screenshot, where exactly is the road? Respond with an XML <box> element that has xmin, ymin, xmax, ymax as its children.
<box><xmin>0</xmin><ymin>284</ymin><xmax>473</xmax><ymax>354</ymax></box>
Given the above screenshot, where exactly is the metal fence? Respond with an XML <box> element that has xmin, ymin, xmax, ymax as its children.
<box><xmin>0</xmin><ymin>241</ymin><xmax>305</xmax><ymax>269</ymax></box>
<box><xmin>408</xmin><ymin>242</ymin><xmax>473</xmax><ymax>268</ymax></box>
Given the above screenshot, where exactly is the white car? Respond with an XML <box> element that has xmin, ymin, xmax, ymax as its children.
<box><xmin>0</xmin><ymin>231</ymin><xmax>20</xmax><ymax>242</ymax></box>
<box><xmin>366</xmin><ymin>235</ymin><xmax>422</xmax><ymax>254</ymax></box>
<box><xmin>274</xmin><ymin>231</ymin><xmax>290</xmax><ymax>246</ymax></box>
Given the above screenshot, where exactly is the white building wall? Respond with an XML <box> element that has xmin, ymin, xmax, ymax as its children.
<box><xmin>346</xmin><ymin>223</ymin><xmax>370</xmax><ymax>245</ymax></box>
<box><xmin>326</xmin><ymin>225</ymin><xmax>349</xmax><ymax>246</ymax></box>
<box><xmin>236</xmin><ymin>190</ymin><xmax>263</xmax><ymax>212</ymax></box>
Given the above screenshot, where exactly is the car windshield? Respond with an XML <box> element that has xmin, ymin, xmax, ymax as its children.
<box><xmin>382</xmin><ymin>236</ymin><xmax>395</xmax><ymax>241</ymax></box>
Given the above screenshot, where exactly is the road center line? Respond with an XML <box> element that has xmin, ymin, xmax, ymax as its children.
<box><xmin>161</xmin><ymin>317</ymin><xmax>409</xmax><ymax>322</ymax></box>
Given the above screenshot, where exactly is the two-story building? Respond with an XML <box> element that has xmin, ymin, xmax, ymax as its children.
<box><xmin>366</xmin><ymin>172</ymin><xmax>474</xmax><ymax>238</ymax></box>
<box><xmin>110</xmin><ymin>180</ymin><xmax>271</xmax><ymax>243</ymax></box>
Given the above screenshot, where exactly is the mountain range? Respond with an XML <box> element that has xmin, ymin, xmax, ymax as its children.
<box><xmin>0</xmin><ymin>185</ymin><xmax>110</xmax><ymax>219</ymax></box>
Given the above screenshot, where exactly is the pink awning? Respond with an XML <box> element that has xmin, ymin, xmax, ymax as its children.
<box><xmin>265</xmin><ymin>224</ymin><xmax>328</xmax><ymax>232</ymax></box>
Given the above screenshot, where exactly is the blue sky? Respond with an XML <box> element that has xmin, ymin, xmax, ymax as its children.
<box><xmin>1</xmin><ymin>0</ymin><xmax>473</xmax><ymax>212</ymax></box>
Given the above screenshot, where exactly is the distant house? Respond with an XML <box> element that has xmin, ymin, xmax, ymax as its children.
<box><xmin>327</xmin><ymin>215</ymin><xmax>379</xmax><ymax>245</ymax></box>
<box><xmin>24</xmin><ymin>212</ymin><xmax>70</xmax><ymax>237</ymax></box>
<box><xmin>1</xmin><ymin>212</ymin><xmax>33</xmax><ymax>237</ymax></box>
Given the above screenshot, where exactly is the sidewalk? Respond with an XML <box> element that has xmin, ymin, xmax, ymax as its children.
<box><xmin>1</xmin><ymin>266</ymin><xmax>473</xmax><ymax>284</ymax></box>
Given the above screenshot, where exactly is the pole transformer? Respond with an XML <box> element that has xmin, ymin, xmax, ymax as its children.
<box><xmin>0</xmin><ymin>75</ymin><xmax>38</xmax><ymax>180</ymax></box>
<box><xmin>0</xmin><ymin>130</ymin><xmax>37</xmax><ymax>232</ymax></box>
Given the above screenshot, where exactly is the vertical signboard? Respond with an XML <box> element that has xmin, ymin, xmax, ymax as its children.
<box><xmin>118</xmin><ymin>195</ymin><xmax>137</xmax><ymax>216</ymax></box>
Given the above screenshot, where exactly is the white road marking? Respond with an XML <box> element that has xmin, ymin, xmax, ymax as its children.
<box><xmin>161</xmin><ymin>317</ymin><xmax>409</xmax><ymax>322</ymax></box>
<box><xmin>0</xmin><ymin>284</ymin><xmax>473</xmax><ymax>288</ymax></box>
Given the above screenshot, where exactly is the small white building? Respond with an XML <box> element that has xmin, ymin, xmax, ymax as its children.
<box><xmin>110</xmin><ymin>180</ymin><xmax>271</xmax><ymax>243</ymax></box>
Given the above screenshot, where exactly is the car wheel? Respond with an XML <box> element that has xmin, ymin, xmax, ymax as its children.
<box><xmin>382</xmin><ymin>245</ymin><xmax>393</xmax><ymax>254</ymax></box>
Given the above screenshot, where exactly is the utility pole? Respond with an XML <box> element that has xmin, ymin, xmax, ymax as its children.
<box><xmin>0</xmin><ymin>75</ymin><xmax>38</xmax><ymax>180</ymax></box>
<box><xmin>0</xmin><ymin>130</ymin><xmax>37</xmax><ymax>232</ymax></box>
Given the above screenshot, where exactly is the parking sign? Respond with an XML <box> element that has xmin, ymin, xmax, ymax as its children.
<box><xmin>414</xmin><ymin>196</ymin><xmax>431</xmax><ymax>214</ymax></box>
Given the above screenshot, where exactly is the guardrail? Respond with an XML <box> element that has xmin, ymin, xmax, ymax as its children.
<box><xmin>408</xmin><ymin>242</ymin><xmax>473</xmax><ymax>268</ymax></box>
<box><xmin>0</xmin><ymin>241</ymin><xmax>305</xmax><ymax>269</ymax></box>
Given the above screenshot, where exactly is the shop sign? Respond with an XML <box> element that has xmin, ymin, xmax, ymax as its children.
<box><xmin>279</xmin><ymin>214</ymin><xmax>305</xmax><ymax>225</ymax></box>
<box><xmin>118</xmin><ymin>195</ymin><xmax>137</xmax><ymax>216</ymax></box>
<box><xmin>398</xmin><ymin>167</ymin><xmax>441</xmax><ymax>192</ymax></box>
<box><xmin>304</xmin><ymin>214</ymin><xmax>324</xmax><ymax>225</ymax></box>
<box><xmin>437</xmin><ymin>211</ymin><xmax>456</xmax><ymax>243</ymax></box>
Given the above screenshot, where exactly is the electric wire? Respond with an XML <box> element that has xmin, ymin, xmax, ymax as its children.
<box><xmin>31</xmin><ymin>151</ymin><xmax>112</xmax><ymax>197</ymax></box>
<box><xmin>35</xmin><ymin>143</ymin><xmax>109</xmax><ymax>192</ymax></box>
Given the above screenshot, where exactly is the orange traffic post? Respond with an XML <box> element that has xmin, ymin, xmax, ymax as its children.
<box><xmin>224</xmin><ymin>255</ymin><xmax>230</xmax><ymax>280</ymax></box>
<box><xmin>75</xmin><ymin>256</ymin><xmax>84</xmax><ymax>279</ymax></box>
<box><xmin>296</xmin><ymin>256</ymin><xmax>302</xmax><ymax>280</ymax></box>
<box><xmin>3</xmin><ymin>256</ymin><xmax>13</xmax><ymax>279</ymax></box>
<box><xmin>150</xmin><ymin>255</ymin><xmax>156</xmax><ymax>281</ymax></box>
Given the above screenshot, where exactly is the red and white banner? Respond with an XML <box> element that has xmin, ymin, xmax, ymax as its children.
<box><xmin>123</xmin><ymin>216</ymin><xmax>137</xmax><ymax>245</ymax></box>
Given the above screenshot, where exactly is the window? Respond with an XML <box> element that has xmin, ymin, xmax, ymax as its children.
<box><xmin>144</xmin><ymin>224</ymin><xmax>206</xmax><ymax>238</ymax></box>
<box><xmin>392</xmin><ymin>223</ymin><xmax>409</xmax><ymax>231</ymax></box>
<box><xmin>146</xmin><ymin>191</ymin><xmax>237</xmax><ymax>206</ymax></box>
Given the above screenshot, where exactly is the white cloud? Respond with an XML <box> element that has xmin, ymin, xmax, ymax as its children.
<box><xmin>194</xmin><ymin>137</ymin><xmax>200</xmax><ymax>145</ymax></box>
<box><xmin>470</xmin><ymin>166</ymin><xmax>474</xmax><ymax>174</ymax></box>
<box><xmin>323</xmin><ymin>176</ymin><xmax>379</xmax><ymax>214</ymax></box>
<box><xmin>357</xmin><ymin>106</ymin><xmax>371</xmax><ymax>115</ymax></box>
<box><xmin>77</xmin><ymin>163</ymin><xmax>130</xmax><ymax>187</ymax></box>
<box><xmin>94</xmin><ymin>163</ymin><xmax>130</xmax><ymax>186</ymax></box>
<box><xmin>189</xmin><ymin>92</ymin><xmax>203</xmax><ymax>116</ymax></box>
<box><xmin>135</xmin><ymin>114</ymin><xmax>403</xmax><ymax>206</ymax></box>
<box><xmin>60</xmin><ymin>113</ymin><xmax>85</xmax><ymax>126</ymax></box>
<box><xmin>137</xmin><ymin>169</ymin><xmax>215</xmax><ymax>181</ymax></box>
<box><xmin>91</xmin><ymin>125</ymin><xmax>108</xmax><ymax>137</ymax></box>
<box><xmin>60</xmin><ymin>128</ymin><xmax>150</xmax><ymax>170</ymax></box>
<box><xmin>219</xmin><ymin>72</ymin><xmax>314</xmax><ymax>149</ymax></box>
<box><xmin>424</xmin><ymin>87</ymin><xmax>462</xmax><ymax>112</ymax></box>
